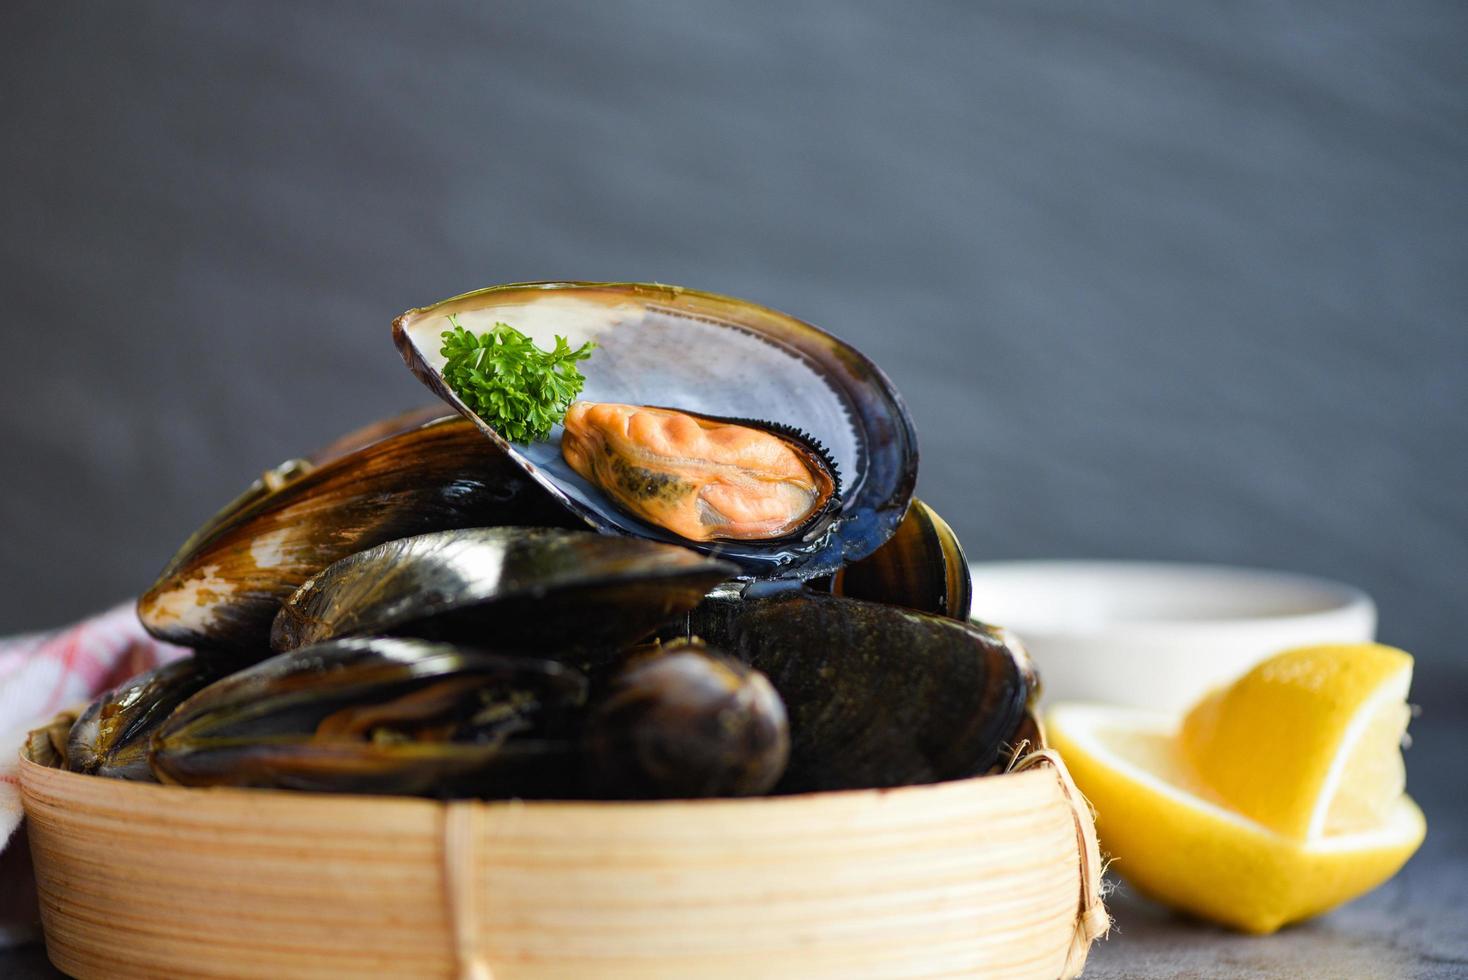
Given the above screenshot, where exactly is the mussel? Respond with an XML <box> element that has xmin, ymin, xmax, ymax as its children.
<box><xmin>150</xmin><ymin>638</ymin><xmax>588</xmax><ymax>796</ymax></box>
<box><xmin>67</xmin><ymin>656</ymin><xmax>223</xmax><ymax>780</ymax></box>
<box><xmin>561</xmin><ymin>402</ymin><xmax>840</xmax><ymax>543</ymax></box>
<box><xmin>108</xmin><ymin>281</ymin><xmax>1045</xmax><ymax>805</ymax></box>
<box><xmin>393</xmin><ymin>282</ymin><xmax>918</xmax><ymax>579</ymax></box>
<box><xmin>583</xmin><ymin>639</ymin><xmax>789</xmax><ymax>798</ymax></box>
<box><xmin>675</xmin><ymin>590</ymin><xmax>1033</xmax><ymax>793</ymax></box>
<box><xmin>828</xmin><ymin>498</ymin><xmax>972</xmax><ymax>619</ymax></box>
<box><xmin>147</xmin><ymin>635</ymin><xmax>791</xmax><ymax>802</ymax></box>
<box><xmin>26</xmin><ymin>712</ymin><xmax>77</xmax><ymax>770</ymax></box>
<box><xmin>138</xmin><ymin>412</ymin><xmax>575</xmax><ymax>656</ymax></box>
<box><xmin>270</xmin><ymin>527</ymin><xmax>738</xmax><ymax>658</ymax></box>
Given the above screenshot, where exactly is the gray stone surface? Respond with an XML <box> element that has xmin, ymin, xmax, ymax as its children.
<box><xmin>1080</xmin><ymin>712</ymin><xmax>1468</xmax><ymax>979</ymax></box>
<box><xmin>1</xmin><ymin>1</ymin><xmax>1464</xmax><ymax>976</ymax></box>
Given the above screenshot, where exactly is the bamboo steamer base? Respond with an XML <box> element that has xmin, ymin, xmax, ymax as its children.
<box><xmin>20</xmin><ymin>749</ymin><xmax>1106</xmax><ymax>980</ymax></box>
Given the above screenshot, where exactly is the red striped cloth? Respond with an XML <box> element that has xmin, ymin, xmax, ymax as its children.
<box><xmin>1</xmin><ymin>603</ymin><xmax>188</xmax><ymax>942</ymax></box>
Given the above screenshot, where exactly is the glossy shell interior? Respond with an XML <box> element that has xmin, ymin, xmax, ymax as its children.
<box><xmin>393</xmin><ymin>282</ymin><xmax>918</xmax><ymax>580</ymax></box>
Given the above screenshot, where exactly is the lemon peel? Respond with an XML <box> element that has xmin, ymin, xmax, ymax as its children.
<box><xmin>1047</xmin><ymin>703</ymin><xmax>1424</xmax><ymax>934</ymax></box>
<box><xmin>1179</xmin><ymin>643</ymin><xmax>1413</xmax><ymax>839</ymax></box>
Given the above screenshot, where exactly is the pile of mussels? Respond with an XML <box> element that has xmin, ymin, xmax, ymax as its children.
<box><xmin>48</xmin><ymin>283</ymin><xmax>1038</xmax><ymax>800</ymax></box>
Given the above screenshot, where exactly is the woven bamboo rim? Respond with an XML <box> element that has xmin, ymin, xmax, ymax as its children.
<box><xmin>21</xmin><ymin>741</ymin><xmax>1106</xmax><ymax>979</ymax></box>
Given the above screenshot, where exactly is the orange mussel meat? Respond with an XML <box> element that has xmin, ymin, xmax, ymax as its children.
<box><xmin>560</xmin><ymin>402</ymin><xmax>838</xmax><ymax>543</ymax></box>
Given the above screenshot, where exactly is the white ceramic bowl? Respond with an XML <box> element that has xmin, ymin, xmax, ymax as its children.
<box><xmin>967</xmin><ymin>561</ymin><xmax>1376</xmax><ymax>711</ymax></box>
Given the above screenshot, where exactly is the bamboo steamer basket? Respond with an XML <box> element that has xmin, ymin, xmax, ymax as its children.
<box><xmin>20</xmin><ymin>740</ymin><xmax>1106</xmax><ymax>979</ymax></box>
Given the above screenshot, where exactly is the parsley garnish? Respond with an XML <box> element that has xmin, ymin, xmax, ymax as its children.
<box><xmin>439</xmin><ymin>315</ymin><xmax>596</xmax><ymax>444</ymax></box>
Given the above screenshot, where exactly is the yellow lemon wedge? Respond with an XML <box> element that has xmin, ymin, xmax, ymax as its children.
<box><xmin>1179</xmin><ymin>643</ymin><xmax>1414</xmax><ymax>839</ymax></box>
<box><xmin>1047</xmin><ymin>703</ymin><xmax>1425</xmax><ymax>934</ymax></box>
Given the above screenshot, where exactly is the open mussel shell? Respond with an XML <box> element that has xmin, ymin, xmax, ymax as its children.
<box><xmin>393</xmin><ymin>282</ymin><xmax>919</xmax><ymax>580</ymax></box>
<box><xmin>150</xmin><ymin>637</ymin><xmax>588</xmax><ymax>796</ymax></box>
<box><xmin>67</xmin><ymin>656</ymin><xmax>224</xmax><ymax>781</ymax></box>
<box><xmin>271</xmin><ymin>527</ymin><xmax>739</xmax><ymax>659</ymax></box>
<box><xmin>584</xmin><ymin>639</ymin><xmax>789</xmax><ymax>799</ymax></box>
<box><xmin>828</xmin><ymin>499</ymin><xmax>972</xmax><ymax>619</ymax></box>
<box><xmin>677</xmin><ymin>590</ymin><xmax>1032</xmax><ymax>793</ymax></box>
<box><xmin>138</xmin><ymin>411</ymin><xmax>575</xmax><ymax>656</ymax></box>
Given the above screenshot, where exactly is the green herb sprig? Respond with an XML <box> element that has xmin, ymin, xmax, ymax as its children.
<box><xmin>439</xmin><ymin>315</ymin><xmax>596</xmax><ymax>444</ymax></box>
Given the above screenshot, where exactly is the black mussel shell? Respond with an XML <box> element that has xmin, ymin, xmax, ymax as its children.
<box><xmin>827</xmin><ymin>498</ymin><xmax>972</xmax><ymax>620</ymax></box>
<box><xmin>66</xmin><ymin>656</ymin><xmax>225</xmax><ymax>781</ymax></box>
<box><xmin>677</xmin><ymin>590</ymin><xmax>1033</xmax><ymax>793</ymax></box>
<box><xmin>149</xmin><ymin>637</ymin><xmax>588</xmax><ymax>796</ymax></box>
<box><xmin>393</xmin><ymin>282</ymin><xmax>919</xmax><ymax>581</ymax></box>
<box><xmin>270</xmin><ymin>527</ymin><xmax>738</xmax><ymax>661</ymax></box>
<box><xmin>583</xmin><ymin>639</ymin><xmax>789</xmax><ymax>799</ymax></box>
<box><xmin>138</xmin><ymin>412</ymin><xmax>577</xmax><ymax>657</ymax></box>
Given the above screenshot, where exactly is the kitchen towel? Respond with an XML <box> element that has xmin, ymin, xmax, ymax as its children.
<box><xmin>0</xmin><ymin>603</ymin><xmax>186</xmax><ymax>945</ymax></box>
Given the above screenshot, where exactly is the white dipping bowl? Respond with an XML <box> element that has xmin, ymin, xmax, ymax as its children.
<box><xmin>967</xmin><ymin>561</ymin><xmax>1376</xmax><ymax>712</ymax></box>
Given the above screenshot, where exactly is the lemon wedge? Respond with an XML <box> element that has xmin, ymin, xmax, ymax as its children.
<box><xmin>1179</xmin><ymin>643</ymin><xmax>1414</xmax><ymax>839</ymax></box>
<box><xmin>1047</xmin><ymin>703</ymin><xmax>1424</xmax><ymax>934</ymax></box>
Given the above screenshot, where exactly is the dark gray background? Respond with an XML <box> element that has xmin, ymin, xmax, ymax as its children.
<box><xmin>1</xmin><ymin>3</ymin><xmax>1465</xmax><ymax>976</ymax></box>
<box><xmin>2</xmin><ymin>1</ymin><xmax>1465</xmax><ymax>665</ymax></box>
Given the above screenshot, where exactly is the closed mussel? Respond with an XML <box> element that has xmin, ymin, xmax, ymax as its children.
<box><xmin>680</xmin><ymin>591</ymin><xmax>1033</xmax><ymax>793</ymax></box>
<box><xmin>138</xmin><ymin>412</ymin><xmax>576</xmax><ymax>657</ymax></box>
<box><xmin>584</xmin><ymin>639</ymin><xmax>789</xmax><ymax>798</ymax></box>
<box><xmin>827</xmin><ymin>498</ymin><xmax>972</xmax><ymax>619</ymax></box>
<box><xmin>270</xmin><ymin>527</ymin><xmax>737</xmax><ymax>661</ymax></box>
<box><xmin>67</xmin><ymin>656</ymin><xmax>225</xmax><ymax>781</ymax></box>
<box><xmin>150</xmin><ymin>637</ymin><xmax>588</xmax><ymax>796</ymax></box>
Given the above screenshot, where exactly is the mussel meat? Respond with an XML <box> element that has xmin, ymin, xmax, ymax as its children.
<box><xmin>559</xmin><ymin>402</ymin><xmax>839</xmax><ymax>543</ymax></box>
<box><xmin>583</xmin><ymin>639</ymin><xmax>789</xmax><ymax>798</ymax></box>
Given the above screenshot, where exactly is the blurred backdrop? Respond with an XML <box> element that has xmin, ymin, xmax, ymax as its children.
<box><xmin>1</xmin><ymin>3</ymin><xmax>1464</xmax><ymax>703</ymax></box>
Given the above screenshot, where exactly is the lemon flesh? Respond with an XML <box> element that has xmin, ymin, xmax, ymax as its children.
<box><xmin>1179</xmin><ymin>643</ymin><xmax>1413</xmax><ymax>839</ymax></box>
<box><xmin>1048</xmin><ymin>703</ymin><xmax>1425</xmax><ymax>934</ymax></box>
